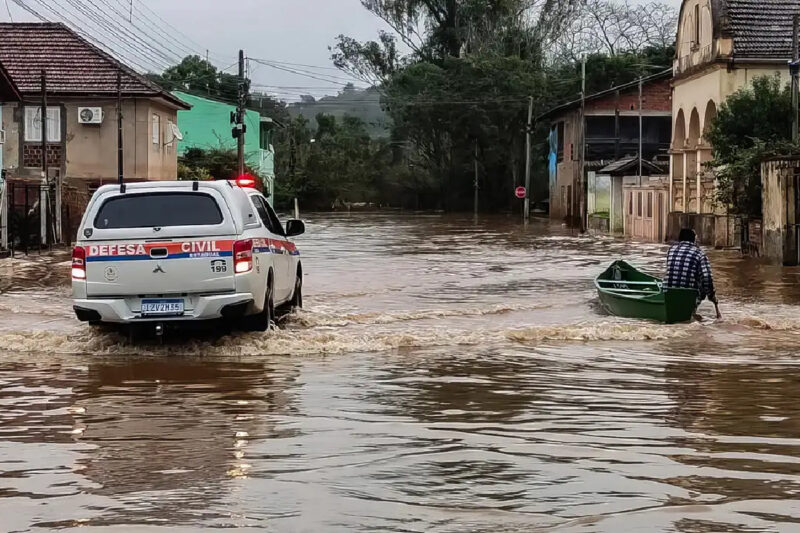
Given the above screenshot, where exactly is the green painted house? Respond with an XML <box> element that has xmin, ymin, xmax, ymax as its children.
<box><xmin>172</xmin><ymin>91</ymin><xmax>277</xmax><ymax>198</ymax></box>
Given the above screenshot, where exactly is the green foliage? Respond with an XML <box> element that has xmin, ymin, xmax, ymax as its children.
<box><xmin>548</xmin><ymin>46</ymin><xmax>674</xmax><ymax>99</ymax></box>
<box><xmin>705</xmin><ymin>76</ymin><xmax>800</xmax><ymax>216</ymax></box>
<box><xmin>147</xmin><ymin>55</ymin><xmax>247</xmax><ymax>103</ymax></box>
<box><xmin>178</xmin><ymin>147</ymin><xmax>259</xmax><ymax>182</ymax></box>
<box><xmin>288</xmin><ymin>85</ymin><xmax>389</xmax><ymax>138</ymax></box>
<box><xmin>384</xmin><ymin>55</ymin><xmax>545</xmax><ymax>210</ymax></box>
<box><xmin>273</xmin><ymin>114</ymin><xmax>398</xmax><ymax>210</ymax></box>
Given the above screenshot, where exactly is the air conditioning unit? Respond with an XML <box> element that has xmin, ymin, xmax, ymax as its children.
<box><xmin>78</xmin><ymin>107</ymin><xmax>103</xmax><ymax>124</ymax></box>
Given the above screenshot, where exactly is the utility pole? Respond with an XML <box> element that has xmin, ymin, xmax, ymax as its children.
<box><xmin>117</xmin><ymin>70</ymin><xmax>124</xmax><ymax>186</ymax></box>
<box><xmin>579</xmin><ymin>55</ymin><xmax>587</xmax><ymax>231</ymax></box>
<box><xmin>792</xmin><ymin>14</ymin><xmax>799</xmax><ymax>143</ymax></box>
<box><xmin>1</xmin><ymin>170</ymin><xmax>7</xmax><ymax>252</ymax></box>
<box><xmin>638</xmin><ymin>76</ymin><xmax>643</xmax><ymax>186</ymax></box>
<box><xmin>473</xmin><ymin>139</ymin><xmax>479</xmax><ymax>217</ymax></box>
<box><xmin>524</xmin><ymin>95</ymin><xmax>533</xmax><ymax>222</ymax></box>
<box><xmin>40</xmin><ymin>70</ymin><xmax>47</xmax><ymax>246</ymax></box>
<box><xmin>237</xmin><ymin>49</ymin><xmax>246</xmax><ymax>176</ymax></box>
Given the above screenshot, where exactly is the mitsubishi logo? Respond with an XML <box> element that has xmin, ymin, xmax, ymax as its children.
<box><xmin>153</xmin><ymin>264</ymin><xmax>166</xmax><ymax>274</ymax></box>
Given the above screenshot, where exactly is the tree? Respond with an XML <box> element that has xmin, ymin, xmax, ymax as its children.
<box><xmin>546</xmin><ymin>44</ymin><xmax>674</xmax><ymax>101</ymax></box>
<box><xmin>148</xmin><ymin>55</ymin><xmax>248</xmax><ymax>103</ymax></box>
<box><xmin>179</xmin><ymin>147</ymin><xmax>259</xmax><ymax>182</ymax></box>
<box><xmin>273</xmin><ymin>114</ymin><xmax>396</xmax><ymax>209</ymax></box>
<box><xmin>705</xmin><ymin>76</ymin><xmax>799</xmax><ymax>217</ymax></box>
<box><xmin>553</xmin><ymin>0</ymin><xmax>677</xmax><ymax>61</ymax></box>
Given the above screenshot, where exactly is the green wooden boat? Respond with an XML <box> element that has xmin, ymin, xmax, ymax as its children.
<box><xmin>595</xmin><ymin>260</ymin><xmax>698</xmax><ymax>324</ymax></box>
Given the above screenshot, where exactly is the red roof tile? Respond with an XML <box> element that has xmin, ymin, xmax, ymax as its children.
<box><xmin>0</xmin><ymin>22</ymin><xmax>188</xmax><ymax>108</ymax></box>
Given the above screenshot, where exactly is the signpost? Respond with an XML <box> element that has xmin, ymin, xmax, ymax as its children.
<box><xmin>515</xmin><ymin>186</ymin><xmax>526</xmax><ymax>200</ymax></box>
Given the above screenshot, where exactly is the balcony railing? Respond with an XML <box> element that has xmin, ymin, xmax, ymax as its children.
<box><xmin>676</xmin><ymin>43</ymin><xmax>716</xmax><ymax>74</ymax></box>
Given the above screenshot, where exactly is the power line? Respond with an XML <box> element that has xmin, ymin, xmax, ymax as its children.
<box><xmin>251</xmin><ymin>58</ymin><xmax>364</xmax><ymax>86</ymax></box>
<box><xmin>123</xmin><ymin>0</ymin><xmax>232</xmax><ymax>65</ymax></box>
<box><xmin>11</xmin><ymin>0</ymin><xmax>159</xmax><ymax>72</ymax></box>
<box><xmin>87</xmin><ymin>0</ymin><xmax>184</xmax><ymax>65</ymax></box>
<box><xmin>65</xmin><ymin>0</ymin><xmax>180</xmax><ymax>68</ymax></box>
<box><xmin>26</xmin><ymin>0</ymin><xmax>169</xmax><ymax>71</ymax></box>
<box><xmin>250</xmin><ymin>57</ymin><xmax>346</xmax><ymax>72</ymax></box>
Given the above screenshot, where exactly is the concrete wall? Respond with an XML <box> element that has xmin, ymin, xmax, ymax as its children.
<box><xmin>147</xmin><ymin>100</ymin><xmax>178</xmax><ymax>181</ymax></box>
<box><xmin>761</xmin><ymin>159</ymin><xmax>800</xmax><ymax>265</ymax></box>
<box><xmin>2</xmin><ymin>98</ymin><xmax>178</xmax><ymax>182</ymax></box>
<box><xmin>667</xmin><ymin>212</ymin><xmax>740</xmax><ymax>248</ymax></box>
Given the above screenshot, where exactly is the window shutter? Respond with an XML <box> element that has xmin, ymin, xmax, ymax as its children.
<box><xmin>46</xmin><ymin>107</ymin><xmax>61</xmax><ymax>142</ymax></box>
<box><xmin>152</xmin><ymin>114</ymin><xmax>160</xmax><ymax>146</ymax></box>
<box><xmin>24</xmin><ymin>107</ymin><xmax>41</xmax><ymax>142</ymax></box>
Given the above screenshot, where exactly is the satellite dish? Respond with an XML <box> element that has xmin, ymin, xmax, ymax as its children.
<box><xmin>171</xmin><ymin>123</ymin><xmax>184</xmax><ymax>141</ymax></box>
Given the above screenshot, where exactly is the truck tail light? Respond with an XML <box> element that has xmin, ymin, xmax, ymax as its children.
<box><xmin>72</xmin><ymin>246</ymin><xmax>87</xmax><ymax>280</ymax></box>
<box><xmin>234</xmin><ymin>239</ymin><xmax>253</xmax><ymax>273</ymax></box>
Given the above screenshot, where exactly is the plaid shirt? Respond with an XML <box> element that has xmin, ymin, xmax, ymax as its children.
<box><xmin>665</xmin><ymin>241</ymin><xmax>715</xmax><ymax>299</ymax></box>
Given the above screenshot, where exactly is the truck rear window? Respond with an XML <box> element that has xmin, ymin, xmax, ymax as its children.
<box><xmin>94</xmin><ymin>193</ymin><xmax>224</xmax><ymax>229</ymax></box>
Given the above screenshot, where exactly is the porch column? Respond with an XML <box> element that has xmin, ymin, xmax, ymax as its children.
<box><xmin>696</xmin><ymin>149</ymin><xmax>702</xmax><ymax>214</ymax></box>
<box><xmin>668</xmin><ymin>155</ymin><xmax>674</xmax><ymax>211</ymax></box>
<box><xmin>682</xmin><ymin>152</ymin><xmax>688</xmax><ymax>213</ymax></box>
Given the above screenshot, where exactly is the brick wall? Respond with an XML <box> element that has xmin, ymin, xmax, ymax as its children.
<box><xmin>23</xmin><ymin>143</ymin><xmax>64</xmax><ymax>169</ymax></box>
<box><xmin>585</xmin><ymin>79</ymin><xmax>672</xmax><ymax>113</ymax></box>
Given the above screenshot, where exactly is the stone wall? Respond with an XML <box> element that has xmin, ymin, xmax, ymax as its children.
<box><xmin>667</xmin><ymin>212</ymin><xmax>740</xmax><ymax>249</ymax></box>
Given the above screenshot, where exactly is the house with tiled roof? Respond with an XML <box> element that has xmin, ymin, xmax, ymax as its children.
<box><xmin>0</xmin><ymin>22</ymin><xmax>190</xmax><ymax>243</ymax></box>
<box><xmin>538</xmin><ymin>71</ymin><xmax>673</xmax><ymax>239</ymax></box>
<box><xmin>669</xmin><ymin>0</ymin><xmax>800</xmax><ymax>245</ymax></box>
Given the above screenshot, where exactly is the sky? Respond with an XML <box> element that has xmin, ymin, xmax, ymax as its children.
<box><xmin>2</xmin><ymin>0</ymin><xmax>684</xmax><ymax>102</ymax></box>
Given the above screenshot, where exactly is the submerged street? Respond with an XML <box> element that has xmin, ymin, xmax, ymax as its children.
<box><xmin>2</xmin><ymin>213</ymin><xmax>800</xmax><ymax>532</ymax></box>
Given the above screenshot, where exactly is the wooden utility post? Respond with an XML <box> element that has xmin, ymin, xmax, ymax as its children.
<box><xmin>117</xmin><ymin>70</ymin><xmax>124</xmax><ymax>186</ymax></box>
<box><xmin>792</xmin><ymin>14</ymin><xmax>799</xmax><ymax>143</ymax></box>
<box><xmin>524</xmin><ymin>95</ymin><xmax>533</xmax><ymax>222</ymax></box>
<box><xmin>638</xmin><ymin>76</ymin><xmax>643</xmax><ymax>186</ymax></box>
<box><xmin>40</xmin><ymin>70</ymin><xmax>47</xmax><ymax>246</ymax></box>
<box><xmin>237</xmin><ymin>50</ymin><xmax>246</xmax><ymax>176</ymax></box>
<box><xmin>579</xmin><ymin>55</ymin><xmax>587</xmax><ymax>231</ymax></box>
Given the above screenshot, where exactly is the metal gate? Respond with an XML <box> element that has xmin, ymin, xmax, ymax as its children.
<box><xmin>6</xmin><ymin>181</ymin><xmax>54</xmax><ymax>255</ymax></box>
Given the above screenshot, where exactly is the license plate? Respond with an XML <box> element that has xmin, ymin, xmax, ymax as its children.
<box><xmin>141</xmin><ymin>299</ymin><xmax>184</xmax><ymax>317</ymax></box>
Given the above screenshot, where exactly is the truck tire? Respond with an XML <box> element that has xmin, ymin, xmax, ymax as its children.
<box><xmin>245</xmin><ymin>275</ymin><xmax>274</xmax><ymax>332</ymax></box>
<box><xmin>290</xmin><ymin>272</ymin><xmax>303</xmax><ymax>310</ymax></box>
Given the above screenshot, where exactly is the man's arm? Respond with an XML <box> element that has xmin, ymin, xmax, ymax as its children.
<box><xmin>700</xmin><ymin>253</ymin><xmax>716</xmax><ymax>302</ymax></box>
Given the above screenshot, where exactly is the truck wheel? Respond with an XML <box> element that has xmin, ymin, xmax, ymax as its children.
<box><xmin>245</xmin><ymin>276</ymin><xmax>274</xmax><ymax>332</ymax></box>
<box><xmin>290</xmin><ymin>273</ymin><xmax>303</xmax><ymax>310</ymax></box>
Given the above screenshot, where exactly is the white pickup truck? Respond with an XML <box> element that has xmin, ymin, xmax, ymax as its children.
<box><xmin>71</xmin><ymin>178</ymin><xmax>304</xmax><ymax>333</ymax></box>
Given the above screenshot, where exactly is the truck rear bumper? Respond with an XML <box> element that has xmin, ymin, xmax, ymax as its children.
<box><xmin>73</xmin><ymin>293</ymin><xmax>255</xmax><ymax>324</ymax></box>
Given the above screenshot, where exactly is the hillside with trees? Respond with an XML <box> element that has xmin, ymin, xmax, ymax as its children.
<box><xmin>287</xmin><ymin>84</ymin><xmax>389</xmax><ymax>138</ymax></box>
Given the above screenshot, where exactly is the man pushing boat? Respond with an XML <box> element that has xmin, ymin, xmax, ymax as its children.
<box><xmin>665</xmin><ymin>229</ymin><xmax>720</xmax><ymax>319</ymax></box>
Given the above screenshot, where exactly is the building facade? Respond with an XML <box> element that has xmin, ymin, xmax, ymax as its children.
<box><xmin>0</xmin><ymin>23</ymin><xmax>190</xmax><ymax>244</ymax></box>
<box><xmin>670</xmin><ymin>0</ymin><xmax>799</xmax><ymax>243</ymax></box>
<box><xmin>542</xmin><ymin>71</ymin><xmax>672</xmax><ymax>234</ymax></box>
<box><xmin>173</xmin><ymin>91</ymin><xmax>278</xmax><ymax>199</ymax></box>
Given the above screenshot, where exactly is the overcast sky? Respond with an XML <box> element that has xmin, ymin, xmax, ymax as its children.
<box><xmin>3</xmin><ymin>0</ymin><xmax>683</xmax><ymax>101</ymax></box>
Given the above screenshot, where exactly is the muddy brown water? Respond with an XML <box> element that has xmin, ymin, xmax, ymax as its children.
<box><xmin>2</xmin><ymin>213</ymin><xmax>800</xmax><ymax>532</ymax></box>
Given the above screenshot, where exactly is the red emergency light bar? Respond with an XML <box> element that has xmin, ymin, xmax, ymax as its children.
<box><xmin>234</xmin><ymin>174</ymin><xmax>257</xmax><ymax>188</ymax></box>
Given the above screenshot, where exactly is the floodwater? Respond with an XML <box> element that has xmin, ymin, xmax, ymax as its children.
<box><xmin>2</xmin><ymin>214</ymin><xmax>800</xmax><ymax>532</ymax></box>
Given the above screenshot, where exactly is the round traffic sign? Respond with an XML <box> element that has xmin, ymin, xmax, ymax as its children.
<box><xmin>515</xmin><ymin>186</ymin><xmax>526</xmax><ymax>199</ymax></box>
